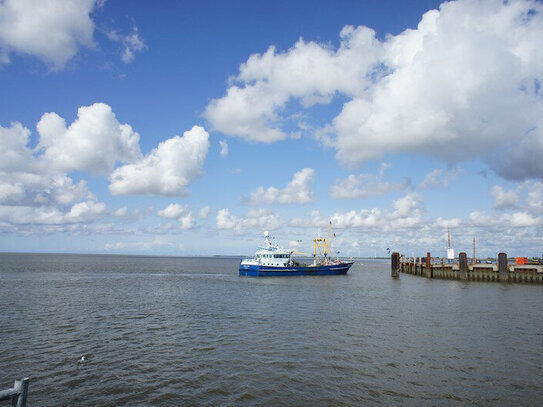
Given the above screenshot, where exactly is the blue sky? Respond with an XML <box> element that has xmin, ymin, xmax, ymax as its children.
<box><xmin>1</xmin><ymin>0</ymin><xmax>542</xmax><ymax>258</ymax></box>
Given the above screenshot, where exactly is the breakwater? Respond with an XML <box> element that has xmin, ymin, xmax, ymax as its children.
<box><xmin>392</xmin><ymin>252</ymin><xmax>543</xmax><ymax>283</ymax></box>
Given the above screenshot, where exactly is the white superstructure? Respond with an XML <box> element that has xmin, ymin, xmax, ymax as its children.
<box><xmin>240</xmin><ymin>231</ymin><xmax>293</xmax><ymax>268</ymax></box>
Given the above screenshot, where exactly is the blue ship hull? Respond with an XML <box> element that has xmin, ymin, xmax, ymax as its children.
<box><xmin>239</xmin><ymin>262</ymin><xmax>353</xmax><ymax>277</ymax></box>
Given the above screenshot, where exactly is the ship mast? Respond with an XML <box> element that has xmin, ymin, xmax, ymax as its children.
<box><xmin>313</xmin><ymin>221</ymin><xmax>335</xmax><ymax>265</ymax></box>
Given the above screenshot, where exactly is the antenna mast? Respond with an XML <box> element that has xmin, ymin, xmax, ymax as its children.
<box><xmin>446</xmin><ymin>226</ymin><xmax>454</xmax><ymax>261</ymax></box>
<box><xmin>473</xmin><ymin>236</ymin><xmax>476</xmax><ymax>263</ymax></box>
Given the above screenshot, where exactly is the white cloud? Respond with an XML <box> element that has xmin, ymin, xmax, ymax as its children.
<box><xmin>333</xmin><ymin>1</ymin><xmax>543</xmax><ymax>179</ymax></box>
<box><xmin>206</xmin><ymin>0</ymin><xmax>543</xmax><ymax>181</ymax></box>
<box><xmin>247</xmin><ymin>168</ymin><xmax>314</xmax><ymax>205</ymax></box>
<box><xmin>37</xmin><ymin>103</ymin><xmax>142</xmax><ymax>175</ymax></box>
<box><xmin>66</xmin><ymin>201</ymin><xmax>107</xmax><ymax>222</ymax></box>
<box><xmin>331</xmin><ymin>164</ymin><xmax>409</xmax><ymax>199</ymax></box>
<box><xmin>491</xmin><ymin>185</ymin><xmax>520</xmax><ymax>210</ymax></box>
<box><xmin>526</xmin><ymin>182</ymin><xmax>543</xmax><ymax>214</ymax></box>
<box><xmin>292</xmin><ymin>192</ymin><xmax>424</xmax><ymax>230</ymax></box>
<box><xmin>0</xmin><ymin>121</ymin><xmax>98</xmax><ymax>209</ymax></box>
<box><xmin>0</xmin><ymin>200</ymin><xmax>106</xmax><ymax>225</ymax></box>
<box><xmin>0</xmin><ymin>104</ymin><xmax>146</xmax><ymax>230</ymax></box>
<box><xmin>219</xmin><ymin>140</ymin><xmax>229</xmax><ymax>157</ymax></box>
<box><xmin>112</xmin><ymin>207</ymin><xmax>128</xmax><ymax>217</ymax></box>
<box><xmin>157</xmin><ymin>203</ymin><xmax>187</xmax><ymax>219</ymax></box>
<box><xmin>0</xmin><ymin>122</ymin><xmax>35</xmax><ymax>172</ymax></box>
<box><xmin>419</xmin><ymin>168</ymin><xmax>461</xmax><ymax>189</ymax></box>
<box><xmin>157</xmin><ymin>203</ymin><xmax>195</xmax><ymax>229</ymax></box>
<box><xmin>290</xmin><ymin>210</ymin><xmax>329</xmax><ymax>228</ymax></box>
<box><xmin>0</xmin><ymin>0</ymin><xmax>97</xmax><ymax>69</ymax></box>
<box><xmin>434</xmin><ymin>217</ymin><xmax>462</xmax><ymax>229</ymax></box>
<box><xmin>204</xmin><ymin>25</ymin><xmax>382</xmax><ymax>142</ymax></box>
<box><xmin>109</xmin><ymin>125</ymin><xmax>209</xmax><ymax>196</ymax></box>
<box><xmin>216</xmin><ymin>208</ymin><xmax>282</xmax><ymax>233</ymax></box>
<box><xmin>469</xmin><ymin>210</ymin><xmax>539</xmax><ymax>228</ymax></box>
<box><xmin>106</xmin><ymin>26</ymin><xmax>146</xmax><ymax>64</ymax></box>
<box><xmin>198</xmin><ymin>206</ymin><xmax>211</xmax><ymax>219</ymax></box>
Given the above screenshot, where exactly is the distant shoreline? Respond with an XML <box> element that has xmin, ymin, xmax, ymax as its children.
<box><xmin>0</xmin><ymin>252</ymin><xmax>388</xmax><ymax>260</ymax></box>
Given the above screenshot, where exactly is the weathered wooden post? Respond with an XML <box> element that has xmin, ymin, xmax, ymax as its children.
<box><xmin>498</xmin><ymin>252</ymin><xmax>508</xmax><ymax>282</ymax></box>
<box><xmin>425</xmin><ymin>252</ymin><xmax>432</xmax><ymax>278</ymax></box>
<box><xmin>459</xmin><ymin>252</ymin><xmax>468</xmax><ymax>280</ymax></box>
<box><xmin>391</xmin><ymin>252</ymin><xmax>400</xmax><ymax>278</ymax></box>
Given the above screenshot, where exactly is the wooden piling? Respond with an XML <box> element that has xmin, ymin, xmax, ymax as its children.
<box><xmin>425</xmin><ymin>252</ymin><xmax>432</xmax><ymax>278</ymax></box>
<box><xmin>498</xmin><ymin>253</ymin><xmax>508</xmax><ymax>282</ymax></box>
<box><xmin>459</xmin><ymin>252</ymin><xmax>468</xmax><ymax>280</ymax></box>
<box><xmin>397</xmin><ymin>251</ymin><xmax>542</xmax><ymax>284</ymax></box>
<box><xmin>391</xmin><ymin>252</ymin><xmax>400</xmax><ymax>278</ymax></box>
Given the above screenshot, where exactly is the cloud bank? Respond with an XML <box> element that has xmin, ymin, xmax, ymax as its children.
<box><xmin>0</xmin><ymin>104</ymin><xmax>210</xmax><ymax>230</ymax></box>
<box><xmin>205</xmin><ymin>0</ymin><xmax>543</xmax><ymax>180</ymax></box>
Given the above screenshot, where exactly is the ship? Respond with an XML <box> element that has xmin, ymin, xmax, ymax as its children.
<box><xmin>239</xmin><ymin>224</ymin><xmax>354</xmax><ymax>277</ymax></box>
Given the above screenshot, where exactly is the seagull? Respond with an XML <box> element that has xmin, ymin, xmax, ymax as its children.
<box><xmin>78</xmin><ymin>356</ymin><xmax>86</xmax><ymax>364</ymax></box>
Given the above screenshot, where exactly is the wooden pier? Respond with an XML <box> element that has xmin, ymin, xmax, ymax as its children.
<box><xmin>391</xmin><ymin>252</ymin><xmax>543</xmax><ymax>283</ymax></box>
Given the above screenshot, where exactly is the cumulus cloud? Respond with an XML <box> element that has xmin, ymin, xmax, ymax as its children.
<box><xmin>109</xmin><ymin>126</ymin><xmax>210</xmax><ymax>196</ymax></box>
<box><xmin>0</xmin><ymin>0</ymin><xmax>97</xmax><ymax>69</ymax></box>
<box><xmin>37</xmin><ymin>103</ymin><xmax>142</xmax><ymax>175</ymax></box>
<box><xmin>157</xmin><ymin>203</ymin><xmax>195</xmax><ymax>229</ymax></box>
<box><xmin>0</xmin><ymin>124</ymin><xmax>93</xmax><ymax>209</ymax></box>
<box><xmin>333</xmin><ymin>0</ymin><xmax>543</xmax><ymax>175</ymax></box>
<box><xmin>246</xmin><ymin>168</ymin><xmax>314</xmax><ymax>205</ymax></box>
<box><xmin>216</xmin><ymin>208</ymin><xmax>282</xmax><ymax>233</ymax></box>
<box><xmin>491</xmin><ymin>185</ymin><xmax>520</xmax><ymax>210</ymax></box>
<box><xmin>291</xmin><ymin>192</ymin><xmax>424</xmax><ymax>230</ymax></box>
<box><xmin>469</xmin><ymin>210</ymin><xmax>539</xmax><ymax>228</ymax></box>
<box><xmin>205</xmin><ymin>0</ymin><xmax>543</xmax><ymax>181</ymax></box>
<box><xmin>204</xmin><ymin>25</ymin><xmax>382</xmax><ymax>142</ymax></box>
<box><xmin>331</xmin><ymin>163</ymin><xmax>410</xmax><ymax>199</ymax></box>
<box><xmin>434</xmin><ymin>217</ymin><xmax>462</xmax><ymax>229</ymax></box>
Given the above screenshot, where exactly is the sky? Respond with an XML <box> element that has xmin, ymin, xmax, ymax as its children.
<box><xmin>1</xmin><ymin>0</ymin><xmax>543</xmax><ymax>258</ymax></box>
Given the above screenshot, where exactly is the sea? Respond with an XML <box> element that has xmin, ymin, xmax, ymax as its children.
<box><xmin>1</xmin><ymin>253</ymin><xmax>542</xmax><ymax>406</ymax></box>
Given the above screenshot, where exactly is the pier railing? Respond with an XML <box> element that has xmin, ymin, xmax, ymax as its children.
<box><xmin>391</xmin><ymin>252</ymin><xmax>543</xmax><ymax>283</ymax></box>
<box><xmin>0</xmin><ymin>378</ymin><xmax>29</xmax><ymax>407</ymax></box>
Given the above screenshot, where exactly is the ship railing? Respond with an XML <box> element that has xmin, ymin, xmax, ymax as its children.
<box><xmin>0</xmin><ymin>378</ymin><xmax>29</xmax><ymax>407</ymax></box>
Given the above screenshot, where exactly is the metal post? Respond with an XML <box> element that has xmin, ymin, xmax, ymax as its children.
<box><xmin>0</xmin><ymin>378</ymin><xmax>28</xmax><ymax>407</ymax></box>
<box><xmin>391</xmin><ymin>252</ymin><xmax>400</xmax><ymax>278</ymax></box>
<box><xmin>498</xmin><ymin>252</ymin><xmax>508</xmax><ymax>282</ymax></box>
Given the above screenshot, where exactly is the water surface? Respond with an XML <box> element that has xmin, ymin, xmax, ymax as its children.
<box><xmin>1</xmin><ymin>254</ymin><xmax>542</xmax><ymax>406</ymax></box>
